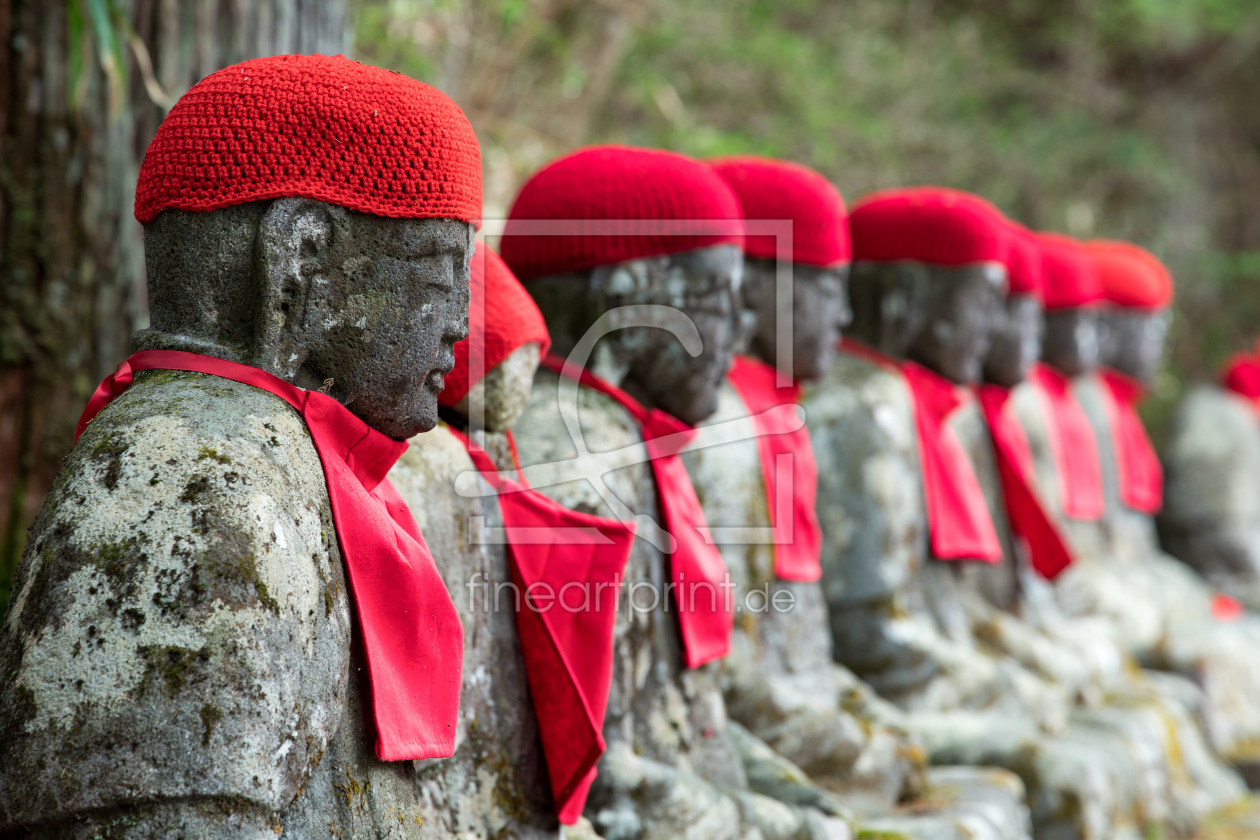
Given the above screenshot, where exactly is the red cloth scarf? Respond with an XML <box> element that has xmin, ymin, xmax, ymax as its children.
<box><xmin>726</xmin><ymin>355</ymin><xmax>823</xmax><ymax>581</ymax></box>
<box><xmin>840</xmin><ymin>340</ymin><xmax>1002</xmax><ymax>562</ymax></box>
<box><xmin>1097</xmin><ymin>368</ymin><xmax>1163</xmax><ymax>515</ymax></box>
<box><xmin>539</xmin><ymin>353</ymin><xmax>733</xmax><ymax>668</ymax></box>
<box><xmin>1029</xmin><ymin>363</ymin><xmax>1105</xmax><ymax>521</ymax></box>
<box><xmin>76</xmin><ymin>350</ymin><xmax>463</xmax><ymax>761</ymax></box>
<box><xmin>976</xmin><ymin>385</ymin><xmax>1074</xmax><ymax>579</ymax></box>
<box><xmin>452</xmin><ymin>430</ymin><xmax>633</xmax><ymax>824</ymax></box>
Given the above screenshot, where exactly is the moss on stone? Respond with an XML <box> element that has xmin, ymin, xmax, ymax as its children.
<box><xmin>85</xmin><ymin>432</ymin><xmax>129</xmax><ymax>491</ymax></box>
<box><xmin>200</xmin><ymin>703</ymin><xmax>223</xmax><ymax>747</ymax></box>
<box><xmin>140</xmin><ymin>644</ymin><xmax>211</xmax><ymax>697</ymax></box>
<box><xmin>197</xmin><ymin>446</ymin><xmax>232</xmax><ymax>465</ymax></box>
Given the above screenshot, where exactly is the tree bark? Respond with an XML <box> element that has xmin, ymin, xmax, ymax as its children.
<box><xmin>0</xmin><ymin>0</ymin><xmax>349</xmax><ymax>610</ymax></box>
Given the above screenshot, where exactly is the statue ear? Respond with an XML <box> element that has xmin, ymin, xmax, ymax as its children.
<box><xmin>254</xmin><ymin>198</ymin><xmax>336</xmax><ymax>380</ymax></box>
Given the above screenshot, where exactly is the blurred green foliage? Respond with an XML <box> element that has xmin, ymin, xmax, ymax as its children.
<box><xmin>354</xmin><ymin>0</ymin><xmax>1260</xmax><ymax>442</ymax></box>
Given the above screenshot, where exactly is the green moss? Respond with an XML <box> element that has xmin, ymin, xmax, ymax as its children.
<box><xmin>197</xmin><ymin>446</ymin><xmax>232</xmax><ymax>465</ymax></box>
<box><xmin>85</xmin><ymin>432</ymin><xmax>129</xmax><ymax>490</ymax></box>
<box><xmin>200</xmin><ymin>703</ymin><xmax>223</xmax><ymax>747</ymax></box>
<box><xmin>140</xmin><ymin>644</ymin><xmax>211</xmax><ymax>697</ymax></box>
<box><xmin>856</xmin><ymin>831</ymin><xmax>911</xmax><ymax>840</ymax></box>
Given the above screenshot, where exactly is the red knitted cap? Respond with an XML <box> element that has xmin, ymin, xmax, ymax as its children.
<box><xmin>1223</xmin><ymin>352</ymin><xmax>1260</xmax><ymax>401</ymax></box>
<box><xmin>849</xmin><ymin>187</ymin><xmax>1009</xmax><ymax>266</ymax></box>
<box><xmin>1037</xmin><ymin>232</ymin><xmax>1103</xmax><ymax>310</ymax></box>
<box><xmin>500</xmin><ymin>146</ymin><xmax>744</xmax><ymax>281</ymax></box>
<box><xmin>440</xmin><ymin>242</ymin><xmax>551</xmax><ymax>407</ymax></box>
<box><xmin>135</xmin><ymin>55</ymin><xmax>482</xmax><ymax>225</ymax></box>
<box><xmin>1005</xmin><ymin>223</ymin><xmax>1044</xmax><ymax>300</ymax></box>
<box><xmin>1083</xmin><ymin>240</ymin><xmax>1174</xmax><ymax>310</ymax></box>
<box><xmin>709</xmin><ymin>156</ymin><xmax>849</xmax><ymax>267</ymax></box>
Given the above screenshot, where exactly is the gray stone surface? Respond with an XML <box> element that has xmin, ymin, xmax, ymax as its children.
<box><xmin>512</xmin><ymin>368</ymin><xmax>851</xmax><ymax>840</ymax></box>
<box><xmin>384</xmin><ymin>424</ymin><xmax>560</xmax><ymax>840</ymax></box>
<box><xmin>0</xmin><ymin>372</ymin><xmax>353</xmax><ymax>836</ymax></box>
<box><xmin>1159</xmin><ymin>384</ymin><xmax>1260</xmax><ymax>611</ymax></box>
<box><xmin>800</xmin><ymin>349</ymin><xmax>1210</xmax><ymax>840</ymax></box>
<box><xmin>1065</xmin><ymin>374</ymin><xmax>1260</xmax><ymax>764</ymax></box>
<box><xmin>682</xmin><ymin>379</ymin><xmax>924</xmax><ymax>816</ymax></box>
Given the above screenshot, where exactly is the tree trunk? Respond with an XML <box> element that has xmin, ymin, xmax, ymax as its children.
<box><xmin>0</xmin><ymin>0</ymin><xmax>349</xmax><ymax>610</ymax></box>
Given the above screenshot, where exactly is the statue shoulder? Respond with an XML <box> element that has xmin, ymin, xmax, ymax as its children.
<box><xmin>511</xmin><ymin>368</ymin><xmax>653</xmax><ymax>518</ymax></box>
<box><xmin>0</xmin><ymin>370</ymin><xmax>350</xmax><ymax>830</ymax></box>
<box><xmin>803</xmin><ymin>351</ymin><xmax>917</xmax><ymax>461</ymax></box>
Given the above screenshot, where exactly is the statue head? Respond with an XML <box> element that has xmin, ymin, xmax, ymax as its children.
<box><xmin>846</xmin><ymin>187</ymin><xmax>1009</xmax><ymax>384</ymax></box>
<box><xmin>984</xmin><ymin>226</ymin><xmax>1045</xmax><ymax>388</ymax></box>
<box><xmin>131</xmin><ymin>54</ymin><xmax>483</xmax><ymax>441</ymax></box>
<box><xmin>710</xmin><ymin>156</ymin><xmax>853</xmax><ymax>382</ymax></box>
<box><xmin>1086</xmin><ymin>240</ymin><xmax>1175</xmax><ymax>388</ymax></box>
<box><xmin>1037</xmin><ymin>233</ymin><xmax>1104</xmax><ymax>377</ymax></box>
<box><xmin>501</xmin><ymin>146</ymin><xmax>746</xmax><ymax>426</ymax></box>
<box><xmin>441</xmin><ymin>244</ymin><xmax>548</xmax><ymax>432</ymax></box>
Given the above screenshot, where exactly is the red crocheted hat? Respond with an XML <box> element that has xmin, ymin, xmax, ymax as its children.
<box><xmin>440</xmin><ymin>242</ymin><xmax>551</xmax><ymax>407</ymax></box>
<box><xmin>1223</xmin><ymin>353</ymin><xmax>1260</xmax><ymax>401</ymax></box>
<box><xmin>499</xmin><ymin>146</ymin><xmax>744</xmax><ymax>281</ymax></box>
<box><xmin>135</xmin><ymin>55</ymin><xmax>481</xmax><ymax>225</ymax></box>
<box><xmin>1005</xmin><ymin>223</ymin><xmax>1044</xmax><ymax>300</ymax></box>
<box><xmin>1037</xmin><ymin>232</ymin><xmax>1103</xmax><ymax>310</ymax></box>
<box><xmin>849</xmin><ymin>186</ymin><xmax>1008</xmax><ymax>266</ymax></box>
<box><xmin>709</xmin><ymin>156</ymin><xmax>849</xmax><ymax>267</ymax></box>
<box><xmin>1083</xmin><ymin>240</ymin><xmax>1174</xmax><ymax>310</ymax></box>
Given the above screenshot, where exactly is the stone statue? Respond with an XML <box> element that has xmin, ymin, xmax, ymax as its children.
<box><xmin>803</xmin><ymin>190</ymin><xmax>1167</xmax><ymax>840</ymax></box>
<box><xmin>504</xmin><ymin>146</ymin><xmax>855</xmax><ymax>840</ymax></box>
<box><xmin>1004</xmin><ymin>236</ymin><xmax>1260</xmax><ymax>793</ymax></box>
<box><xmin>1161</xmin><ymin>351</ymin><xmax>1260</xmax><ymax>611</ymax></box>
<box><xmin>965</xmin><ymin>232</ymin><xmax>1246</xmax><ymax>833</ymax></box>
<box><xmin>679</xmin><ymin>157</ymin><xmax>1034</xmax><ymax>840</ymax></box>
<box><xmin>0</xmin><ymin>53</ymin><xmax>483</xmax><ymax>837</ymax></box>
<box><xmin>386</xmin><ymin>245</ymin><xmax>559</xmax><ymax>839</ymax></box>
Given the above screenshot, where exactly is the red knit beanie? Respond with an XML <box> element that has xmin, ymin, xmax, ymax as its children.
<box><xmin>1223</xmin><ymin>353</ymin><xmax>1260</xmax><ymax>401</ymax></box>
<box><xmin>440</xmin><ymin>242</ymin><xmax>551</xmax><ymax>407</ymax></box>
<box><xmin>1083</xmin><ymin>240</ymin><xmax>1174</xmax><ymax>310</ymax></box>
<box><xmin>849</xmin><ymin>187</ymin><xmax>1009</xmax><ymax>266</ymax></box>
<box><xmin>1005</xmin><ymin>223</ymin><xmax>1045</xmax><ymax>300</ymax></box>
<box><xmin>709</xmin><ymin>156</ymin><xmax>849</xmax><ymax>267</ymax></box>
<box><xmin>1037</xmin><ymin>232</ymin><xmax>1103</xmax><ymax>310</ymax></box>
<box><xmin>499</xmin><ymin>146</ymin><xmax>744</xmax><ymax>281</ymax></box>
<box><xmin>135</xmin><ymin>55</ymin><xmax>482</xmax><ymax>225</ymax></box>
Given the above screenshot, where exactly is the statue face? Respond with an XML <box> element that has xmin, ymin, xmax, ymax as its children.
<box><xmin>138</xmin><ymin>201</ymin><xmax>474</xmax><ymax>441</ymax></box>
<box><xmin>621</xmin><ymin>245</ymin><xmax>743</xmax><ymax>425</ymax></box>
<box><xmin>1101</xmin><ymin>308</ymin><xmax>1169</xmax><ymax>387</ymax></box>
<box><xmin>299</xmin><ymin>215</ymin><xmax>474</xmax><ymax>440</ymax></box>
<box><xmin>742</xmin><ymin>258</ymin><xmax>852</xmax><ymax>381</ymax></box>
<box><xmin>906</xmin><ymin>265</ymin><xmax>1005</xmax><ymax>384</ymax></box>
<box><xmin>983</xmin><ymin>294</ymin><xmax>1044</xmax><ymax>388</ymax></box>
<box><xmin>453</xmin><ymin>342</ymin><xmax>542</xmax><ymax>432</ymax></box>
<box><xmin>1041</xmin><ymin>308</ymin><xmax>1101</xmax><ymax>377</ymax></box>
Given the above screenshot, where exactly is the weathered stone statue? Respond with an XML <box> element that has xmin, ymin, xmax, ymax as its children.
<box><xmin>803</xmin><ymin>190</ymin><xmax>1164</xmax><ymax>840</ymax></box>
<box><xmin>386</xmin><ymin>243</ymin><xmax>560</xmax><ymax>838</ymax></box>
<box><xmin>1064</xmin><ymin>241</ymin><xmax>1260</xmax><ymax>772</ymax></box>
<box><xmin>678</xmin><ymin>157</ymin><xmax>1035</xmax><ymax>840</ymax></box>
<box><xmin>1162</xmin><ymin>350</ymin><xmax>1260</xmax><ymax>610</ymax></box>
<box><xmin>503</xmin><ymin>146</ymin><xmax>855</xmax><ymax>840</ymax></box>
<box><xmin>0</xmin><ymin>55</ymin><xmax>481</xmax><ymax>837</ymax></box>
<box><xmin>965</xmin><ymin>231</ymin><xmax>1247</xmax><ymax>834</ymax></box>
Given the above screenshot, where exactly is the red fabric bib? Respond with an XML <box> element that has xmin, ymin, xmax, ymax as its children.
<box><xmin>1097</xmin><ymin>369</ymin><xmax>1163</xmax><ymax>516</ymax></box>
<box><xmin>540</xmin><ymin>353</ymin><xmax>733</xmax><ymax>669</ymax></box>
<box><xmin>452</xmin><ymin>430</ymin><xmax>634</xmax><ymax>825</ymax></box>
<box><xmin>726</xmin><ymin>355</ymin><xmax>823</xmax><ymax>582</ymax></box>
<box><xmin>840</xmin><ymin>340</ymin><xmax>1001</xmax><ymax>562</ymax></box>
<box><xmin>1029</xmin><ymin>363</ymin><xmax>1105</xmax><ymax>522</ymax></box>
<box><xmin>976</xmin><ymin>385</ymin><xmax>1074</xmax><ymax>579</ymax></box>
<box><xmin>76</xmin><ymin>350</ymin><xmax>463</xmax><ymax>761</ymax></box>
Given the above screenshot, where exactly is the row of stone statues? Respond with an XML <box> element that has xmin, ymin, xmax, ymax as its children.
<box><xmin>2</xmin><ymin>53</ymin><xmax>1259</xmax><ymax>840</ymax></box>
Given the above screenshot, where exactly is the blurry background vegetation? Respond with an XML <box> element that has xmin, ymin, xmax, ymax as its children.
<box><xmin>4</xmin><ymin>0</ymin><xmax>1260</xmax><ymax>608</ymax></box>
